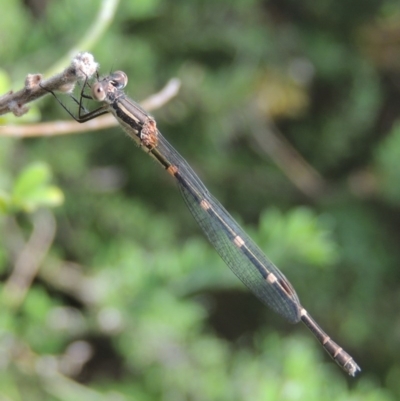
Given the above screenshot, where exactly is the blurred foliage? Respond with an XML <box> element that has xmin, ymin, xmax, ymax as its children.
<box><xmin>1</xmin><ymin>0</ymin><xmax>400</xmax><ymax>400</ymax></box>
<box><xmin>0</xmin><ymin>162</ymin><xmax>64</xmax><ymax>214</ymax></box>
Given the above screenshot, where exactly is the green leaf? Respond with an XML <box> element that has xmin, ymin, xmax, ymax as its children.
<box><xmin>11</xmin><ymin>162</ymin><xmax>64</xmax><ymax>213</ymax></box>
<box><xmin>22</xmin><ymin>286</ymin><xmax>54</xmax><ymax>323</ymax></box>
<box><xmin>17</xmin><ymin>186</ymin><xmax>64</xmax><ymax>212</ymax></box>
<box><xmin>0</xmin><ymin>190</ymin><xmax>11</xmax><ymax>214</ymax></box>
<box><xmin>13</xmin><ymin>162</ymin><xmax>51</xmax><ymax>198</ymax></box>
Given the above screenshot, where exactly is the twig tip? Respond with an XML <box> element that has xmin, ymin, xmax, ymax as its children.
<box><xmin>71</xmin><ymin>52</ymin><xmax>99</xmax><ymax>81</ymax></box>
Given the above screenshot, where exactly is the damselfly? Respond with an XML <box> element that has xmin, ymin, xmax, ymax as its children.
<box><xmin>45</xmin><ymin>70</ymin><xmax>361</xmax><ymax>376</ymax></box>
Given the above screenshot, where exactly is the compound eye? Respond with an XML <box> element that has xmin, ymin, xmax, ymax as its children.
<box><xmin>92</xmin><ymin>82</ymin><xmax>106</xmax><ymax>101</ymax></box>
<box><xmin>111</xmin><ymin>71</ymin><xmax>128</xmax><ymax>89</ymax></box>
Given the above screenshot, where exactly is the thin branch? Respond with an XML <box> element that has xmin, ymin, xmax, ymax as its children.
<box><xmin>0</xmin><ymin>78</ymin><xmax>181</xmax><ymax>138</ymax></box>
<box><xmin>140</xmin><ymin>78</ymin><xmax>181</xmax><ymax>111</ymax></box>
<box><xmin>248</xmin><ymin>111</ymin><xmax>327</xmax><ymax>198</ymax></box>
<box><xmin>0</xmin><ymin>52</ymin><xmax>99</xmax><ymax>117</ymax></box>
<box><xmin>3</xmin><ymin>210</ymin><xmax>56</xmax><ymax>309</ymax></box>
<box><xmin>39</xmin><ymin>261</ymin><xmax>100</xmax><ymax>306</ymax></box>
<box><xmin>4</xmin><ymin>337</ymin><xmax>111</xmax><ymax>401</ymax></box>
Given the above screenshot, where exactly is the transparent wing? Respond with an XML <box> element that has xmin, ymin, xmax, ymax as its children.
<box><xmin>157</xmin><ymin>135</ymin><xmax>301</xmax><ymax>324</ymax></box>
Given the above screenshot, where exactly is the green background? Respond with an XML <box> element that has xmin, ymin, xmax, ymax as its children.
<box><xmin>1</xmin><ymin>0</ymin><xmax>399</xmax><ymax>399</ymax></box>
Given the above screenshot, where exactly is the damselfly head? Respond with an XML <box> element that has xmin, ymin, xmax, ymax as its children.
<box><xmin>91</xmin><ymin>71</ymin><xmax>128</xmax><ymax>102</ymax></box>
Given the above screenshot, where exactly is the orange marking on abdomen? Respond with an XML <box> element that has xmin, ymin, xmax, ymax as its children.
<box><xmin>167</xmin><ymin>165</ymin><xmax>178</xmax><ymax>176</ymax></box>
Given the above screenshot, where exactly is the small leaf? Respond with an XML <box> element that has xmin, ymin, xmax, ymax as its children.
<box><xmin>0</xmin><ymin>190</ymin><xmax>11</xmax><ymax>214</ymax></box>
<box><xmin>11</xmin><ymin>162</ymin><xmax>64</xmax><ymax>213</ymax></box>
<box><xmin>22</xmin><ymin>286</ymin><xmax>55</xmax><ymax>323</ymax></box>
<box><xmin>27</xmin><ymin>186</ymin><xmax>64</xmax><ymax>208</ymax></box>
<box><xmin>13</xmin><ymin>162</ymin><xmax>51</xmax><ymax>199</ymax></box>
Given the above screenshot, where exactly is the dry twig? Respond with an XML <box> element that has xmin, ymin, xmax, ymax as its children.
<box><xmin>248</xmin><ymin>111</ymin><xmax>327</xmax><ymax>198</ymax></box>
<box><xmin>3</xmin><ymin>210</ymin><xmax>56</xmax><ymax>309</ymax></box>
<box><xmin>0</xmin><ymin>52</ymin><xmax>99</xmax><ymax>117</ymax></box>
<box><xmin>0</xmin><ymin>77</ymin><xmax>181</xmax><ymax>138</ymax></box>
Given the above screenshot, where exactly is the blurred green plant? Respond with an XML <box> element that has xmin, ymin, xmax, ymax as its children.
<box><xmin>0</xmin><ymin>162</ymin><xmax>64</xmax><ymax>214</ymax></box>
<box><xmin>374</xmin><ymin>122</ymin><xmax>400</xmax><ymax>204</ymax></box>
<box><xmin>0</xmin><ymin>0</ymin><xmax>399</xmax><ymax>400</ymax></box>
